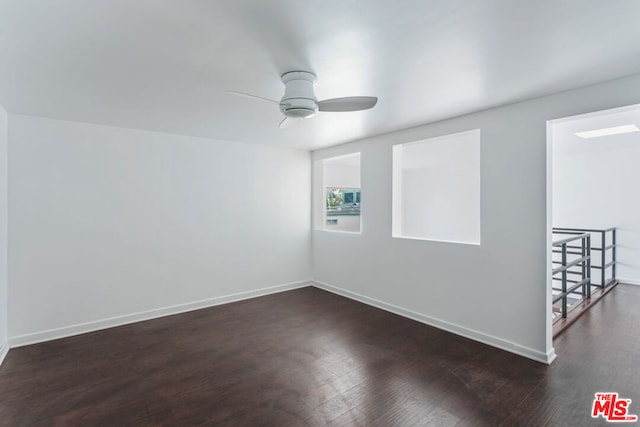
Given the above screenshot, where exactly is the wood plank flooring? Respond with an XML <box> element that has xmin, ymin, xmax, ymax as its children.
<box><xmin>1</xmin><ymin>285</ymin><xmax>638</xmax><ymax>426</ymax></box>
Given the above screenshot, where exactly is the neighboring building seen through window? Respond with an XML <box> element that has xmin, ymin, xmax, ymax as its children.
<box><xmin>326</xmin><ymin>188</ymin><xmax>361</xmax><ymax>228</ymax></box>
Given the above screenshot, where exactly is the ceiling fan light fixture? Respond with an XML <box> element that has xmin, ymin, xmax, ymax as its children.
<box><xmin>227</xmin><ymin>70</ymin><xmax>377</xmax><ymax>127</ymax></box>
<box><xmin>279</xmin><ymin>71</ymin><xmax>319</xmax><ymax>118</ymax></box>
<box><xmin>283</xmin><ymin>107</ymin><xmax>317</xmax><ymax>119</ymax></box>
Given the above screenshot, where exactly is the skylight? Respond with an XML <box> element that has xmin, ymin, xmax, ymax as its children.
<box><xmin>575</xmin><ymin>124</ymin><xmax>639</xmax><ymax>139</ymax></box>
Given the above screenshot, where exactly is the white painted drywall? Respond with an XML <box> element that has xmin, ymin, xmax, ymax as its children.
<box><xmin>312</xmin><ymin>72</ymin><xmax>640</xmax><ymax>363</ymax></box>
<box><xmin>553</xmin><ymin>119</ymin><xmax>640</xmax><ymax>285</ymax></box>
<box><xmin>0</xmin><ymin>104</ymin><xmax>7</xmax><ymax>362</ymax></box>
<box><xmin>323</xmin><ymin>164</ymin><xmax>361</xmax><ymax>189</ymax></box>
<box><xmin>8</xmin><ymin>115</ymin><xmax>311</xmax><ymax>341</ymax></box>
<box><xmin>392</xmin><ymin>130</ymin><xmax>480</xmax><ymax>244</ymax></box>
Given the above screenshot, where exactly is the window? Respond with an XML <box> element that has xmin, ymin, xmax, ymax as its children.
<box><xmin>392</xmin><ymin>129</ymin><xmax>480</xmax><ymax>244</ymax></box>
<box><xmin>315</xmin><ymin>153</ymin><xmax>361</xmax><ymax>233</ymax></box>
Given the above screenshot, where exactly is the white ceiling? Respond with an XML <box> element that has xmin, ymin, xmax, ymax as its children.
<box><xmin>2</xmin><ymin>1</ymin><xmax>640</xmax><ymax>150</ymax></box>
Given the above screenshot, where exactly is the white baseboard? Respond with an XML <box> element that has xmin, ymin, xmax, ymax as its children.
<box><xmin>7</xmin><ymin>279</ymin><xmax>556</xmax><ymax>365</ymax></box>
<box><xmin>617</xmin><ymin>278</ymin><xmax>640</xmax><ymax>286</ymax></box>
<box><xmin>0</xmin><ymin>342</ymin><xmax>8</xmax><ymax>367</ymax></box>
<box><xmin>9</xmin><ymin>280</ymin><xmax>312</xmax><ymax>348</ymax></box>
<box><xmin>312</xmin><ymin>280</ymin><xmax>555</xmax><ymax>365</ymax></box>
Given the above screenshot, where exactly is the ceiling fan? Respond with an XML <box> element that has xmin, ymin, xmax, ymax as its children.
<box><xmin>227</xmin><ymin>71</ymin><xmax>378</xmax><ymax>128</ymax></box>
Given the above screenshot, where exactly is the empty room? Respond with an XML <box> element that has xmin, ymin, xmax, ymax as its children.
<box><xmin>1</xmin><ymin>1</ymin><xmax>640</xmax><ymax>425</ymax></box>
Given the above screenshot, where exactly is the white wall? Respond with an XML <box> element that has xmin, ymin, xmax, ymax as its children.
<box><xmin>0</xmin><ymin>104</ymin><xmax>7</xmax><ymax>364</ymax></box>
<box><xmin>312</xmin><ymin>72</ymin><xmax>640</xmax><ymax>364</ymax></box>
<box><xmin>323</xmin><ymin>164</ymin><xmax>361</xmax><ymax>189</ymax></box>
<box><xmin>8</xmin><ymin>115</ymin><xmax>311</xmax><ymax>344</ymax></box>
<box><xmin>553</xmin><ymin>120</ymin><xmax>640</xmax><ymax>284</ymax></box>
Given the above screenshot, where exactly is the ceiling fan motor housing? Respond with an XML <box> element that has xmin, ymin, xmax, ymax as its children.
<box><xmin>280</xmin><ymin>71</ymin><xmax>318</xmax><ymax>118</ymax></box>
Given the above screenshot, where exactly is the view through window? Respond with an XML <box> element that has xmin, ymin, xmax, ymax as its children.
<box><xmin>326</xmin><ymin>187</ymin><xmax>361</xmax><ymax>228</ymax></box>
<box><xmin>320</xmin><ymin>153</ymin><xmax>361</xmax><ymax>232</ymax></box>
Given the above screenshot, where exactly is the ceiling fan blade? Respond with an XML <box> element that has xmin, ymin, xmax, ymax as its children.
<box><xmin>317</xmin><ymin>96</ymin><xmax>378</xmax><ymax>112</ymax></box>
<box><xmin>226</xmin><ymin>91</ymin><xmax>280</xmax><ymax>104</ymax></box>
<box><xmin>278</xmin><ymin>116</ymin><xmax>301</xmax><ymax>129</ymax></box>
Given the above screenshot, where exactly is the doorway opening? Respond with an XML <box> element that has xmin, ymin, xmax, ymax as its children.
<box><xmin>548</xmin><ymin>103</ymin><xmax>640</xmax><ymax>337</ymax></box>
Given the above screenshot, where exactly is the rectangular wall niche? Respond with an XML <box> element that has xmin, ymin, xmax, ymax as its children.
<box><xmin>315</xmin><ymin>153</ymin><xmax>361</xmax><ymax>233</ymax></box>
<box><xmin>392</xmin><ymin>129</ymin><xmax>480</xmax><ymax>245</ymax></box>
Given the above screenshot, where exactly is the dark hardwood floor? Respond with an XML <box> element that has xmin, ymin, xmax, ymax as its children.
<box><xmin>552</xmin><ymin>282</ymin><xmax>618</xmax><ymax>339</ymax></box>
<box><xmin>1</xmin><ymin>285</ymin><xmax>638</xmax><ymax>426</ymax></box>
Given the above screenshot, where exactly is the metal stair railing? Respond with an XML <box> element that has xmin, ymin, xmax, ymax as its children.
<box><xmin>553</xmin><ymin>227</ymin><xmax>617</xmax><ymax>288</ymax></box>
<box><xmin>551</xmin><ymin>232</ymin><xmax>591</xmax><ymax>320</ymax></box>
